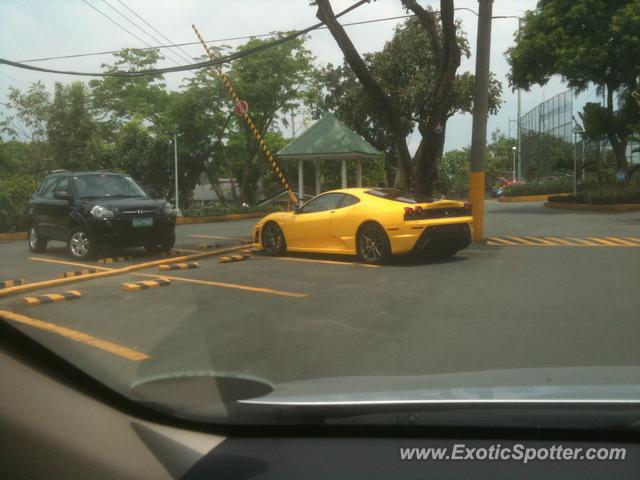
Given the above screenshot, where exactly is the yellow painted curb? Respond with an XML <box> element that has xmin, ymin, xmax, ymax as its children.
<box><xmin>544</xmin><ymin>201</ymin><xmax>640</xmax><ymax>213</ymax></box>
<box><xmin>0</xmin><ymin>244</ymin><xmax>248</xmax><ymax>299</ymax></box>
<box><xmin>23</xmin><ymin>290</ymin><xmax>82</xmax><ymax>305</ymax></box>
<box><xmin>0</xmin><ymin>231</ymin><xmax>28</xmax><ymax>241</ymax></box>
<box><xmin>499</xmin><ymin>193</ymin><xmax>571</xmax><ymax>203</ymax></box>
<box><xmin>176</xmin><ymin>212</ymin><xmax>270</xmax><ymax>225</ymax></box>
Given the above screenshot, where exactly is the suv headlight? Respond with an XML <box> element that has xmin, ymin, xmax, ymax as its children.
<box><xmin>162</xmin><ymin>203</ymin><xmax>176</xmax><ymax>216</ymax></box>
<box><xmin>90</xmin><ymin>205</ymin><xmax>115</xmax><ymax>218</ymax></box>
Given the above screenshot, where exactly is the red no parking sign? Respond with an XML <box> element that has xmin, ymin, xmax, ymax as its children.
<box><xmin>234</xmin><ymin>100</ymin><xmax>248</xmax><ymax>116</ymax></box>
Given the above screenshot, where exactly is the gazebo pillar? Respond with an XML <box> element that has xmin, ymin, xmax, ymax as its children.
<box><xmin>356</xmin><ymin>159</ymin><xmax>362</xmax><ymax>187</ymax></box>
<box><xmin>314</xmin><ymin>159</ymin><xmax>321</xmax><ymax>195</ymax></box>
<box><xmin>298</xmin><ymin>159</ymin><xmax>304</xmax><ymax>202</ymax></box>
<box><xmin>341</xmin><ymin>158</ymin><xmax>347</xmax><ymax>189</ymax></box>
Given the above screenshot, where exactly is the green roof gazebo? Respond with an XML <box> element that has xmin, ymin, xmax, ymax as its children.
<box><xmin>277</xmin><ymin>113</ymin><xmax>381</xmax><ymax>201</ymax></box>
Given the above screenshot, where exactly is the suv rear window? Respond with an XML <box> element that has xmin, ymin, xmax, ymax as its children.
<box><xmin>365</xmin><ymin>188</ymin><xmax>433</xmax><ymax>204</ymax></box>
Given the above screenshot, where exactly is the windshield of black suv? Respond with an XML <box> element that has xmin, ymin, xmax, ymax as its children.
<box><xmin>73</xmin><ymin>174</ymin><xmax>148</xmax><ymax>199</ymax></box>
<box><xmin>1</xmin><ymin>0</ymin><xmax>640</xmax><ymax>430</ymax></box>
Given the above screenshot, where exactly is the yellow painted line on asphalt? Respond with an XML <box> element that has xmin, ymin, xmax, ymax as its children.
<box><xmin>586</xmin><ymin>237</ymin><xmax>623</xmax><ymax>247</ymax></box>
<box><xmin>522</xmin><ymin>236</ymin><xmax>557</xmax><ymax>245</ymax></box>
<box><xmin>0</xmin><ymin>310</ymin><xmax>150</xmax><ymax>362</ymax></box>
<box><xmin>603</xmin><ymin>237</ymin><xmax>640</xmax><ymax>246</ymax></box>
<box><xmin>0</xmin><ymin>245</ymin><xmax>248</xmax><ymax>299</ymax></box>
<box><xmin>135</xmin><ymin>272</ymin><xmax>307</xmax><ymax>298</ymax></box>
<box><xmin>564</xmin><ymin>237</ymin><xmax>600</xmax><ymax>246</ymax></box>
<box><xmin>486</xmin><ymin>237</ymin><xmax>515</xmax><ymax>246</ymax></box>
<box><xmin>256</xmin><ymin>256</ymin><xmax>379</xmax><ymax>268</ymax></box>
<box><xmin>504</xmin><ymin>236</ymin><xmax>539</xmax><ymax>245</ymax></box>
<box><xmin>30</xmin><ymin>256</ymin><xmax>115</xmax><ymax>271</ymax></box>
<box><xmin>545</xmin><ymin>236</ymin><xmax>578</xmax><ymax>246</ymax></box>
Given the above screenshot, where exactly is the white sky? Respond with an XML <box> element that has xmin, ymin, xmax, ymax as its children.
<box><xmin>0</xmin><ymin>0</ymin><xmax>596</xmax><ymax>152</ymax></box>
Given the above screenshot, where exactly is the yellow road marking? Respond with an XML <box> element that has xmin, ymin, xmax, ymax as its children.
<box><xmin>30</xmin><ymin>256</ymin><xmax>114</xmax><ymax>271</ymax></box>
<box><xmin>487</xmin><ymin>237</ymin><xmax>515</xmax><ymax>245</ymax></box>
<box><xmin>504</xmin><ymin>236</ymin><xmax>537</xmax><ymax>245</ymax></box>
<box><xmin>256</xmin><ymin>256</ymin><xmax>379</xmax><ymax>268</ymax></box>
<box><xmin>545</xmin><ymin>236</ymin><xmax>577</xmax><ymax>246</ymax></box>
<box><xmin>523</xmin><ymin>236</ymin><xmax>557</xmax><ymax>245</ymax></box>
<box><xmin>0</xmin><ymin>310</ymin><xmax>150</xmax><ymax>361</ymax></box>
<box><xmin>603</xmin><ymin>237</ymin><xmax>639</xmax><ymax>246</ymax></box>
<box><xmin>135</xmin><ymin>273</ymin><xmax>307</xmax><ymax>298</ymax></box>
<box><xmin>564</xmin><ymin>237</ymin><xmax>600</xmax><ymax>246</ymax></box>
<box><xmin>585</xmin><ymin>237</ymin><xmax>623</xmax><ymax>246</ymax></box>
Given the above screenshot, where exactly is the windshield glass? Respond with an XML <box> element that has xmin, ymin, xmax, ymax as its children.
<box><xmin>366</xmin><ymin>188</ymin><xmax>434</xmax><ymax>204</ymax></box>
<box><xmin>1</xmin><ymin>0</ymin><xmax>639</xmax><ymax>430</ymax></box>
<box><xmin>73</xmin><ymin>174</ymin><xmax>147</xmax><ymax>198</ymax></box>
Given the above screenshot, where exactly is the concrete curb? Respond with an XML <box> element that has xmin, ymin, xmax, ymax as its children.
<box><xmin>498</xmin><ymin>193</ymin><xmax>571</xmax><ymax>203</ymax></box>
<box><xmin>175</xmin><ymin>212</ymin><xmax>271</xmax><ymax>225</ymax></box>
<box><xmin>0</xmin><ymin>232</ymin><xmax>28</xmax><ymax>241</ymax></box>
<box><xmin>544</xmin><ymin>201</ymin><xmax>640</xmax><ymax>213</ymax></box>
<box><xmin>23</xmin><ymin>290</ymin><xmax>82</xmax><ymax>305</ymax></box>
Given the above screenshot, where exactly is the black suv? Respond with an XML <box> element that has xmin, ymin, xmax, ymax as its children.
<box><xmin>28</xmin><ymin>171</ymin><xmax>176</xmax><ymax>259</ymax></box>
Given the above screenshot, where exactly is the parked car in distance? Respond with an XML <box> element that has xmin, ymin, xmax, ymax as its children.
<box><xmin>28</xmin><ymin>170</ymin><xmax>176</xmax><ymax>259</ymax></box>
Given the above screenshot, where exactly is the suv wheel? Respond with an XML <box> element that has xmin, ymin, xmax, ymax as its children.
<box><xmin>144</xmin><ymin>232</ymin><xmax>176</xmax><ymax>254</ymax></box>
<box><xmin>67</xmin><ymin>226</ymin><xmax>95</xmax><ymax>260</ymax></box>
<box><xmin>28</xmin><ymin>224</ymin><xmax>48</xmax><ymax>253</ymax></box>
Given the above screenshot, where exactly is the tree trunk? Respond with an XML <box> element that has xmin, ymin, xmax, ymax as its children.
<box><xmin>403</xmin><ymin>0</ymin><xmax>460</xmax><ymax>194</ymax></box>
<box><xmin>316</xmin><ymin>0</ymin><xmax>414</xmax><ymax>188</ymax></box>
<box><xmin>605</xmin><ymin>83</ymin><xmax>629</xmax><ymax>177</ymax></box>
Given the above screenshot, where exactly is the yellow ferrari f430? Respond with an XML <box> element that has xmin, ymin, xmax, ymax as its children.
<box><xmin>253</xmin><ymin>188</ymin><xmax>474</xmax><ymax>264</ymax></box>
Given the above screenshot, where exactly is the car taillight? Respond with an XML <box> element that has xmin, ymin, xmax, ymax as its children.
<box><xmin>415</xmin><ymin>205</ymin><xmax>423</xmax><ymax>213</ymax></box>
<box><xmin>464</xmin><ymin>202</ymin><xmax>472</xmax><ymax>214</ymax></box>
<box><xmin>404</xmin><ymin>207</ymin><xmax>415</xmax><ymax>215</ymax></box>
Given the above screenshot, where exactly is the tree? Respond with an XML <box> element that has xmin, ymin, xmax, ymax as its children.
<box><xmin>48</xmin><ymin>82</ymin><xmax>101</xmax><ymax>171</ymax></box>
<box><xmin>507</xmin><ymin>0</ymin><xmax>640</xmax><ymax>178</ymax></box>
<box><xmin>438</xmin><ymin>148</ymin><xmax>470</xmax><ymax>194</ymax></box>
<box><xmin>0</xmin><ymin>82</ymin><xmax>51</xmax><ymax>175</ymax></box>
<box><xmin>314</xmin><ymin>2</ymin><xmax>502</xmax><ymax>194</ymax></box>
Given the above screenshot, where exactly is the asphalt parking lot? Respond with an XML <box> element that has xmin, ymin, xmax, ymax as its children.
<box><xmin>1</xmin><ymin>200</ymin><xmax>639</xmax><ymax>393</ymax></box>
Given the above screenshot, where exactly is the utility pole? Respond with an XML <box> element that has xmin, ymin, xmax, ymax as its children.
<box><xmin>516</xmin><ymin>17</ymin><xmax>522</xmax><ymax>180</ymax></box>
<box><xmin>469</xmin><ymin>0</ymin><xmax>494</xmax><ymax>242</ymax></box>
<box><xmin>174</xmin><ymin>133</ymin><xmax>182</xmax><ymax>216</ymax></box>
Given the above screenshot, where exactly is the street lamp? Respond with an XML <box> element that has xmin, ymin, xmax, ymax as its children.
<box><xmin>511</xmin><ymin>146</ymin><xmax>517</xmax><ymax>181</ymax></box>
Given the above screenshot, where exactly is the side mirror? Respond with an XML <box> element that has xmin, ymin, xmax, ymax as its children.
<box><xmin>53</xmin><ymin>190</ymin><xmax>71</xmax><ymax>201</ymax></box>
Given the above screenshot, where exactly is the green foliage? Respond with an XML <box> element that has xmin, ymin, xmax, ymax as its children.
<box><xmin>311</xmin><ymin>16</ymin><xmax>502</xmax><ymax>188</ymax></box>
<box><xmin>437</xmin><ymin>149</ymin><xmax>470</xmax><ymax>194</ymax></box>
<box><xmin>507</xmin><ymin>0</ymin><xmax>640</xmax><ymax>173</ymax></box>
<box><xmin>0</xmin><ymin>174</ymin><xmax>37</xmax><ymax>231</ymax></box>
<box><xmin>182</xmin><ymin>204</ymin><xmax>282</xmax><ymax>217</ymax></box>
<box><xmin>549</xmin><ymin>178</ymin><xmax>640</xmax><ymax>204</ymax></box>
<box><xmin>502</xmin><ymin>177</ymin><xmax>572</xmax><ymax>196</ymax></box>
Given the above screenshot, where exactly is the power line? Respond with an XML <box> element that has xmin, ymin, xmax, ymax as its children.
<box><xmin>17</xmin><ymin>7</ymin><xmax>489</xmax><ymax>65</ymax></box>
<box><xmin>19</xmin><ymin>13</ymin><xmax>419</xmax><ymax>64</ymax></box>
<box><xmin>98</xmin><ymin>0</ymin><xmax>186</xmax><ymax>65</ymax></box>
<box><xmin>1</xmin><ymin>0</ymin><xmax>370</xmax><ymax>78</ymax></box>
<box><xmin>116</xmin><ymin>0</ymin><xmax>195</xmax><ymax>63</ymax></box>
<box><xmin>81</xmin><ymin>0</ymin><xmax>181</xmax><ymax>66</ymax></box>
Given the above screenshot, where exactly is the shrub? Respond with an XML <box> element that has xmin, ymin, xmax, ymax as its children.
<box><xmin>502</xmin><ymin>177</ymin><xmax>572</xmax><ymax>196</ymax></box>
<box><xmin>548</xmin><ymin>180</ymin><xmax>640</xmax><ymax>204</ymax></box>
<box><xmin>182</xmin><ymin>203</ymin><xmax>281</xmax><ymax>217</ymax></box>
<box><xmin>0</xmin><ymin>174</ymin><xmax>37</xmax><ymax>232</ymax></box>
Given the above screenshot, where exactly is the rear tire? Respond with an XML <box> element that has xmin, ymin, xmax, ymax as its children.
<box><xmin>261</xmin><ymin>222</ymin><xmax>286</xmax><ymax>256</ymax></box>
<box><xmin>145</xmin><ymin>232</ymin><xmax>176</xmax><ymax>254</ymax></box>
<box><xmin>356</xmin><ymin>222</ymin><xmax>391</xmax><ymax>265</ymax></box>
<box><xmin>28</xmin><ymin>224</ymin><xmax>48</xmax><ymax>253</ymax></box>
<box><xmin>67</xmin><ymin>226</ymin><xmax>96</xmax><ymax>260</ymax></box>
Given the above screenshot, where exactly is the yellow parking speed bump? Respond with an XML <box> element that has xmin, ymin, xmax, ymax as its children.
<box><xmin>219</xmin><ymin>254</ymin><xmax>249</xmax><ymax>263</ymax></box>
<box><xmin>59</xmin><ymin>269</ymin><xmax>98</xmax><ymax>278</ymax></box>
<box><xmin>99</xmin><ymin>256</ymin><xmax>133</xmax><ymax>264</ymax></box>
<box><xmin>1</xmin><ymin>279</ymin><xmax>25</xmax><ymax>289</ymax></box>
<box><xmin>158</xmin><ymin>262</ymin><xmax>199</xmax><ymax>271</ymax></box>
<box><xmin>23</xmin><ymin>290</ymin><xmax>82</xmax><ymax>306</ymax></box>
<box><xmin>122</xmin><ymin>279</ymin><xmax>171</xmax><ymax>291</ymax></box>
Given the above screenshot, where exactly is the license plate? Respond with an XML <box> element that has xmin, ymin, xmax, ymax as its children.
<box><xmin>132</xmin><ymin>217</ymin><xmax>153</xmax><ymax>227</ymax></box>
